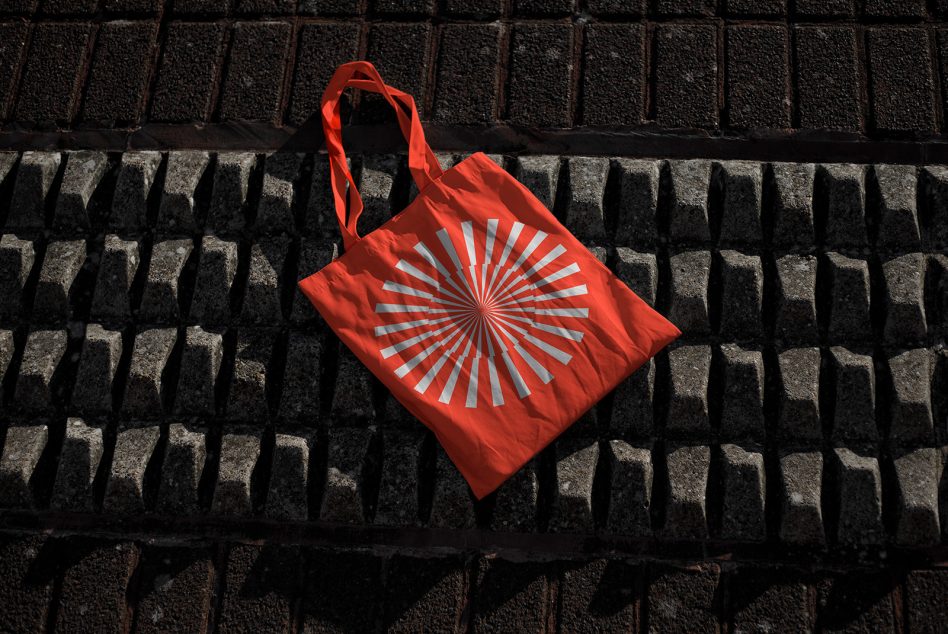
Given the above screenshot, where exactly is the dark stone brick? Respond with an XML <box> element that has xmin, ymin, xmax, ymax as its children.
<box><xmin>359</xmin><ymin>23</ymin><xmax>431</xmax><ymax>124</ymax></box>
<box><xmin>82</xmin><ymin>21</ymin><xmax>157</xmax><ymax>123</ymax></box>
<box><xmin>865</xmin><ymin>0</ymin><xmax>926</xmax><ymax>17</ymax></box>
<box><xmin>473</xmin><ymin>557</ymin><xmax>549</xmax><ymax>632</ymax></box>
<box><xmin>217</xmin><ymin>544</ymin><xmax>299</xmax><ymax>632</ymax></box>
<box><xmin>220</xmin><ymin>21</ymin><xmax>291</xmax><ymax>123</ymax></box>
<box><xmin>299</xmin><ymin>0</ymin><xmax>361</xmax><ymax>14</ymax></box>
<box><xmin>40</xmin><ymin>0</ymin><xmax>99</xmax><ymax>14</ymax></box>
<box><xmin>15</xmin><ymin>23</ymin><xmax>93</xmax><ymax>124</ymax></box>
<box><xmin>582</xmin><ymin>24</ymin><xmax>645</xmax><ymax>126</ymax></box>
<box><xmin>444</xmin><ymin>0</ymin><xmax>502</xmax><ymax>16</ymax></box>
<box><xmin>172</xmin><ymin>0</ymin><xmax>229</xmax><ymax>14</ymax></box>
<box><xmin>794</xmin><ymin>0</ymin><xmax>854</xmax><ymax>16</ymax></box>
<box><xmin>383</xmin><ymin>554</ymin><xmax>465</xmax><ymax>632</ymax></box>
<box><xmin>655</xmin><ymin>0</ymin><xmax>714</xmax><ymax>15</ymax></box>
<box><xmin>586</xmin><ymin>0</ymin><xmax>644</xmax><ymax>15</ymax></box>
<box><xmin>234</xmin><ymin>0</ymin><xmax>295</xmax><ymax>12</ymax></box>
<box><xmin>905</xmin><ymin>570</ymin><xmax>948</xmax><ymax>632</ymax></box>
<box><xmin>103</xmin><ymin>0</ymin><xmax>163</xmax><ymax>12</ymax></box>
<box><xmin>559</xmin><ymin>559</ymin><xmax>639</xmax><ymax>632</ymax></box>
<box><xmin>654</xmin><ymin>24</ymin><xmax>718</xmax><ymax>129</ymax></box>
<box><xmin>133</xmin><ymin>546</ymin><xmax>214</xmax><ymax>634</ymax></box>
<box><xmin>151</xmin><ymin>22</ymin><xmax>226</xmax><ymax>122</ymax></box>
<box><xmin>371</xmin><ymin>0</ymin><xmax>435</xmax><ymax>15</ymax></box>
<box><xmin>723</xmin><ymin>0</ymin><xmax>784</xmax><ymax>16</ymax></box>
<box><xmin>794</xmin><ymin>27</ymin><xmax>862</xmax><ymax>132</ymax></box>
<box><xmin>507</xmin><ymin>23</ymin><xmax>574</xmax><ymax>127</ymax></box>
<box><xmin>728</xmin><ymin>568</ymin><xmax>810</xmax><ymax>632</ymax></box>
<box><xmin>867</xmin><ymin>28</ymin><xmax>936</xmax><ymax>133</ymax></box>
<box><xmin>0</xmin><ymin>534</ymin><xmax>56</xmax><ymax>634</ymax></box>
<box><xmin>647</xmin><ymin>563</ymin><xmax>720</xmax><ymax>633</ymax></box>
<box><xmin>301</xmin><ymin>549</ymin><xmax>383</xmax><ymax>632</ymax></box>
<box><xmin>816</xmin><ymin>572</ymin><xmax>896</xmax><ymax>633</ymax></box>
<box><xmin>0</xmin><ymin>0</ymin><xmax>39</xmax><ymax>13</ymax></box>
<box><xmin>0</xmin><ymin>23</ymin><xmax>28</xmax><ymax>120</ymax></box>
<box><xmin>514</xmin><ymin>0</ymin><xmax>573</xmax><ymax>15</ymax></box>
<box><xmin>55</xmin><ymin>539</ymin><xmax>138</xmax><ymax>633</ymax></box>
<box><xmin>432</xmin><ymin>24</ymin><xmax>501</xmax><ymax>124</ymax></box>
<box><xmin>726</xmin><ymin>25</ymin><xmax>790</xmax><ymax>129</ymax></box>
<box><xmin>289</xmin><ymin>22</ymin><xmax>360</xmax><ymax>126</ymax></box>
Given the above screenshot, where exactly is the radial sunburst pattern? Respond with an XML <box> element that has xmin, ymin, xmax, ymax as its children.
<box><xmin>373</xmin><ymin>219</ymin><xmax>589</xmax><ymax>408</ymax></box>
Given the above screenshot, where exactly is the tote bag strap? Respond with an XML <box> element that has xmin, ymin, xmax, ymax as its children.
<box><xmin>321</xmin><ymin>61</ymin><xmax>444</xmax><ymax>250</ymax></box>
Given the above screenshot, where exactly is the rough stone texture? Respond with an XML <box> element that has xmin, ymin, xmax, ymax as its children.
<box><xmin>607</xmin><ymin>440</ymin><xmax>652</xmax><ymax>536</ymax></box>
<box><xmin>110</xmin><ymin>151</ymin><xmax>161</xmax><ymax>231</ymax></box>
<box><xmin>133</xmin><ymin>546</ymin><xmax>214</xmax><ymax>634</ymax></box>
<box><xmin>90</xmin><ymin>235</ymin><xmax>139</xmax><ymax>321</ymax></box>
<box><xmin>356</xmin><ymin>154</ymin><xmax>398</xmax><ymax>235</ymax></box>
<box><xmin>331</xmin><ymin>347</ymin><xmax>376</xmax><ymax>422</ymax></box>
<box><xmin>565</xmin><ymin>157</ymin><xmax>609</xmax><ymax>242</ymax></box>
<box><xmin>779</xmin><ymin>451</ymin><xmax>824</xmax><ymax>545</ymax></box>
<box><xmin>867</xmin><ymin>28</ymin><xmax>936</xmax><ymax>133</ymax></box>
<box><xmin>0</xmin><ymin>329</ymin><xmax>13</xmax><ymax>388</ymax></box>
<box><xmin>666</xmin><ymin>345</ymin><xmax>711</xmax><ymax>437</ymax></box>
<box><xmin>719</xmin><ymin>251</ymin><xmax>763</xmax><ymax>340</ymax></box>
<box><xmin>122</xmin><ymin>328</ymin><xmax>177</xmax><ymax>418</ymax></box>
<box><xmin>321</xmin><ymin>428</ymin><xmax>373</xmax><ymax>524</ymax></box>
<box><xmin>15</xmin><ymin>329</ymin><xmax>67</xmax><ymax>412</ymax></box>
<box><xmin>0</xmin><ymin>24</ymin><xmax>28</xmax><ymax>121</ymax></box>
<box><xmin>905</xmin><ymin>570</ymin><xmax>948</xmax><ymax>632</ymax></box>
<box><xmin>583</xmin><ymin>24</ymin><xmax>645</xmax><ymax>126</ymax></box>
<box><xmin>883</xmin><ymin>253</ymin><xmax>928</xmax><ymax>344</ymax></box>
<box><xmin>14</xmin><ymin>23</ymin><xmax>92</xmax><ymax>124</ymax></box>
<box><xmin>718</xmin><ymin>161</ymin><xmax>763</xmax><ymax>243</ymax></box>
<box><xmin>6</xmin><ymin>152</ymin><xmax>61</xmax><ymax>232</ymax></box>
<box><xmin>291</xmin><ymin>239</ymin><xmax>339</xmax><ymax>325</ymax></box>
<box><xmin>834</xmin><ymin>447</ymin><xmax>884</xmax><ymax>546</ymax></box>
<box><xmin>226</xmin><ymin>330</ymin><xmax>274</xmax><ymax>422</ymax></box>
<box><xmin>152</xmin><ymin>22</ymin><xmax>226</xmax><ymax>121</ymax></box>
<box><xmin>32</xmin><ymin>239</ymin><xmax>86</xmax><ymax>323</ymax></box>
<box><xmin>728</xmin><ymin>568</ymin><xmax>811</xmax><ymax>634</ymax></box>
<box><xmin>513</xmin><ymin>155</ymin><xmax>560</xmax><ymax>210</ymax></box>
<box><xmin>174</xmin><ymin>326</ymin><xmax>223</xmax><ymax>416</ymax></box>
<box><xmin>139</xmin><ymin>239</ymin><xmax>193</xmax><ymax>322</ymax></box>
<box><xmin>668</xmin><ymin>160</ymin><xmax>712</xmax><ymax>243</ymax></box>
<box><xmin>189</xmin><ymin>235</ymin><xmax>239</xmax><ymax>324</ymax></box>
<box><xmin>375</xmin><ymin>429</ymin><xmax>424</xmax><ymax>526</ymax></box>
<box><xmin>492</xmin><ymin>459</ymin><xmax>539</xmax><ymax>531</ymax></box>
<box><xmin>875</xmin><ymin>164</ymin><xmax>921</xmax><ymax>248</ymax></box>
<box><xmin>794</xmin><ymin>26</ymin><xmax>862</xmax><ymax>131</ymax></box>
<box><xmin>52</xmin><ymin>151</ymin><xmax>108</xmax><ymax>231</ymax></box>
<box><xmin>725</xmin><ymin>26</ymin><xmax>790</xmax><ymax>129</ymax></box>
<box><xmin>925</xmin><ymin>165</ymin><xmax>948</xmax><ymax>247</ymax></box>
<box><xmin>383</xmin><ymin>554</ymin><xmax>465</xmax><ymax>632</ymax></box>
<box><xmin>614</xmin><ymin>159</ymin><xmax>659</xmax><ymax>247</ymax></box>
<box><xmin>507</xmin><ymin>23</ymin><xmax>573</xmax><ymax>127</ymax></box>
<box><xmin>774</xmin><ymin>254</ymin><xmax>818</xmax><ymax>342</ymax></box>
<box><xmin>473</xmin><ymin>557</ymin><xmax>549</xmax><ymax>633</ymax></box>
<box><xmin>240</xmin><ymin>237</ymin><xmax>289</xmax><ymax>324</ymax></box>
<box><xmin>777</xmin><ymin>347</ymin><xmax>821</xmax><ymax>442</ymax></box>
<box><xmin>822</xmin><ymin>164</ymin><xmax>868</xmax><ymax>247</ymax></box>
<box><xmin>266</xmin><ymin>432</ymin><xmax>311</xmax><ymax>521</ymax></box>
<box><xmin>830</xmin><ymin>346</ymin><xmax>877</xmax><ymax>443</ymax></box>
<box><xmin>887</xmin><ymin>348</ymin><xmax>934</xmax><ymax>444</ymax></box>
<box><xmin>826</xmin><ymin>253</ymin><xmax>872</xmax><ymax>342</ymax></box>
<box><xmin>550</xmin><ymin>439</ymin><xmax>598</xmax><ymax>533</ymax></box>
<box><xmin>53</xmin><ymin>540</ymin><xmax>138</xmax><ymax>634</ymax></box>
<box><xmin>216</xmin><ymin>544</ymin><xmax>298</xmax><ymax>633</ymax></box>
<box><xmin>82</xmin><ymin>21</ymin><xmax>157</xmax><ymax>123</ymax></box>
<box><xmin>816</xmin><ymin>572</ymin><xmax>896</xmax><ymax>633</ymax></box>
<box><xmin>611</xmin><ymin>356</ymin><xmax>654</xmax><ymax>438</ymax></box>
<box><xmin>892</xmin><ymin>448</ymin><xmax>942</xmax><ymax>547</ymax></box>
<box><xmin>207</xmin><ymin>152</ymin><xmax>255</xmax><ymax>233</ymax></box>
<box><xmin>71</xmin><ymin>323</ymin><xmax>122</xmax><ymax>414</ymax></box>
<box><xmin>719</xmin><ymin>443</ymin><xmax>766</xmax><ymax>541</ymax></box>
<box><xmin>51</xmin><ymin>418</ymin><xmax>104</xmax><ymax>511</ymax></box>
<box><xmin>103</xmin><ymin>425</ymin><xmax>160</xmax><ymax>514</ymax></box>
<box><xmin>772</xmin><ymin>162</ymin><xmax>816</xmax><ymax>246</ymax></box>
<box><xmin>663</xmin><ymin>444</ymin><xmax>710</xmax><ymax>540</ymax></box>
<box><xmin>0</xmin><ymin>425</ymin><xmax>48</xmax><ymax>508</ymax></box>
<box><xmin>156</xmin><ymin>423</ymin><xmax>206</xmax><ymax>515</ymax></box>
<box><xmin>360</xmin><ymin>23</ymin><xmax>431</xmax><ymax>124</ymax></box>
<box><xmin>668</xmin><ymin>251</ymin><xmax>711</xmax><ymax>335</ymax></box>
<box><xmin>558</xmin><ymin>558</ymin><xmax>638</xmax><ymax>632</ymax></box>
<box><xmin>255</xmin><ymin>152</ymin><xmax>303</xmax><ymax>233</ymax></box>
<box><xmin>212</xmin><ymin>431</ymin><xmax>261</xmax><ymax>516</ymax></box>
<box><xmin>0</xmin><ymin>234</ymin><xmax>34</xmax><ymax>320</ymax></box>
<box><xmin>430</xmin><ymin>445</ymin><xmax>475</xmax><ymax>529</ymax></box>
<box><xmin>647</xmin><ymin>563</ymin><xmax>720</xmax><ymax>633</ymax></box>
<box><xmin>289</xmin><ymin>22</ymin><xmax>360</xmax><ymax>126</ymax></box>
<box><xmin>719</xmin><ymin>344</ymin><xmax>764</xmax><ymax>441</ymax></box>
<box><xmin>301</xmin><ymin>549</ymin><xmax>382</xmax><ymax>633</ymax></box>
<box><xmin>157</xmin><ymin>151</ymin><xmax>210</xmax><ymax>234</ymax></box>
<box><xmin>277</xmin><ymin>331</ymin><xmax>321</xmax><ymax>422</ymax></box>
<box><xmin>0</xmin><ymin>534</ymin><xmax>56</xmax><ymax>633</ymax></box>
<box><xmin>654</xmin><ymin>25</ymin><xmax>718</xmax><ymax>128</ymax></box>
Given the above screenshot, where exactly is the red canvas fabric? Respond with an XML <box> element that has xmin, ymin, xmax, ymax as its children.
<box><xmin>300</xmin><ymin>61</ymin><xmax>681</xmax><ymax>499</ymax></box>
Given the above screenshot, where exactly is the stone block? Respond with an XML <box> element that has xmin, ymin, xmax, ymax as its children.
<box><xmin>565</xmin><ymin>157</ymin><xmax>609</xmax><ymax>242</ymax></box>
<box><xmin>887</xmin><ymin>348</ymin><xmax>934</xmax><ymax>444</ymax></box>
<box><xmin>663</xmin><ymin>444</ymin><xmax>710</xmax><ymax>540</ymax></box>
<box><xmin>212</xmin><ymin>431</ymin><xmax>261</xmax><ymax>516</ymax></box>
<box><xmin>491</xmin><ymin>459</ymin><xmax>538</xmax><ymax>532</ymax></box>
<box><xmin>834</xmin><ymin>448</ymin><xmax>884</xmax><ymax>546</ymax></box>
<box><xmin>654</xmin><ymin>25</ymin><xmax>718</xmax><ymax>128</ymax></box>
<box><xmin>132</xmin><ymin>546</ymin><xmax>215</xmax><ymax>634</ymax></box>
<box><xmin>611</xmin><ymin>357</ymin><xmax>654</xmax><ymax>438</ymax></box>
<box><xmin>668</xmin><ymin>160</ymin><xmax>711</xmax><ymax>242</ymax></box>
<box><xmin>892</xmin><ymin>448</ymin><xmax>942</xmax><ymax>547</ymax></box>
<box><xmin>826</xmin><ymin>252</ymin><xmax>872</xmax><ymax>342</ymax></box>
<box><xmin>668</xmin><ymin>251</ymin><xmax>711</xmax><ymax>335</ymax></box>
<box><xmin>615</xmin><ymin>248</ymin><xmax>657</xmax><ymax>307</ymax></box>
<box><xmin>90</xmin><ymin>235</ymin><xmax>139</xmax><ymax>321</ymax></box>
<box><xmin>905</xmin><ymin>570</ymin><xmax>948</xmax><ymax>631</ymax></box>
<box><xmin>71</xmin><ymin>323</ymin><xmax>122</xmax><ymax>414</ymax></box>
<box><xmin>473</xmin><ymin>558</ymin><xmax>549</xmax><ymax>632</ymax></box>
<box><xmin>720</xmin><ymin>344</ymin><xmax>764</xmax><ymax>441</ymax></box>
<box><xmin>226</xmin><ymin>330</ymin><xmax>274</xmax><ymax>422</ymax></box>
<box><xmin>883</xmin><ymin>253</ymin><xmax>928</xmax><ymax>344</ymax></box>
<box><xmin>240</xmin><ymin>237</ymin><xmax>289</xmax><ymax>324</ymax></box>
<box><xmin>874</xmin><ymin>164</ymin><xmax>921</xmax><ymax>248</ymax></box>
<box><xmin>266</xmin><ymin>433</ymin><xmax>311</xmax><ymax>521</ymax></box>
<box><xmin>0</xmin><ymin>330</ymin><xmax>14</xmax><ymax>393</ymax></box>
<box><xmin>174</xmin><ymin>326</ymin><xmax>223</xmax><ymax>416</ymax></box>
<box><xmin>830</xmin><ymin>347</ymin><xmax>877</xmax><ymax>442</ymax></box>
<box><xmin>513</xmin><ymin>155</ymin><xmax>559</xmax><ymax>210</ymax></box>
<box><xmin>219</xmin><ymin>21</ymin><xmax>292</xmax><ymax>123</ymax></box>
<box><xmin>157</xmin><ymin>151</ymin><xmax>210</xmax><ymax>234</ymax></box>
<box><xmin>331</xmin><ymin>347</ymin><xmax>376</xmax><ymax>422</ymax></box>
<box><xmin>821</xmin><ymin>164</ymin><xmax>868</xmax><ymax>247</ymax></box>
<box><xmin>774</xmin><ymin>254</ymin><xmax>818</xmax><ymax>342</ymax></box>
<box><xmin>647</xmin><ymin>563</ymin><xmax>720</xmax><ymax>632</ymax></box>
<box><xmin>290</xmin><ymin>238</ymin><xmax>339</xmax><ymax>325</ymax></box>
<box><xmin>550</xmin><ymin>439</ymin><xmax>598</xmax><ymax>533</ymax></box>
<box><xmin>777</xmin><ymin>347</ymin><xmax>821</xmax><ymax>443</ymax></box>
<box><xmin>718</xmin><ymin>161</ymin><xmax>762</xmax><ymax>244</ymax></box>
<box><xmin>52</xmin><ymin>151</ymin><xmax>108</xmax><ymax>231</ymax></box>
<box><xmin>139</xmin><ymin>239</ymin><xmax>193</xmax><ymax>322</ymax></box>
<box><xmin>0</xmin><ymin>234</ymin><xmax>34</xmax><ymax>320</ymax></box>
<box><xmin>15</xmin><ymin>329</ymin><xmax>67</xmax><ymax>412</ymax></box>
<box><xmin>277</xmin><ymin>331</ymin><xmax>321</xmax><ymax>423</ymax></box>
<box><xmin>109</xmin><ymin>151</ymin><xmax>160</xmax><ymax>232</ymax></box>
<box><xmin>430</xmin><ymin>445</ymin><xmax>475</xmax><ymax>529</ymax></box>
<box><xmin>156</xmin><ymin>423</ymin><xmax>206</xmax><ymax>515</ymax></box>
<box><xmin>720</xmin><ymin>443</ymin><xmax>766</xmax><ymax>541</ymax></box>
<box><xmin>216</xmin><ymin>544</ymin><xmax>298</xmax><ymax>633</ymax></box>
<box><xmin>255</xmin><ymin>152</ymin><xmax>303</xmax><ymax>234</ymax></box>
<box><xmin>0</xmin><ymin>425</ymin><xmax>48</xmax><ymax>508</ymax></box>
<box><xmin>613</xmin><ymin>159</ymin><xmax>659</xmax><ymax>247</ymax></box>
<box><xmin>772</xmin><ymin>162</ymin><xmax>815</xmax><ymax>246</ymax></box>
<box><xmin>666</xmin><ymin>345</ymin><xmax>711</xmax><ymax>438</ymax></box>
<box><xmin>189</xmin><ymin>235</ymin><xmax>239</xmax><ymax>324</ymax></box>
<box><xmin>5</xmin><ymin>152</ymin><xmax>61</xmax><ymax>232</ymax></box>
<box><xmin>779</xmin><ymin>450</ymin><xmax>824</xmax><ymax>545</ymax></box>
<box><xmin>50</xmin><ymin>418</ymin><xmax>103</xmax><ymax>512</ymax></box>
<box><xmin>122</xmin><ymin>328</ymin><xmax>177</xmax><ymax>418</ymax></box>
<box><xmin>719</xmin><ymin>250</ymin><xmax>763</xmax><ymax>340</ymax></box>
<box><xmin>607</xmin><ymin>440</ymin><xmax>652</xmax><ymax>536</ymax></box>
<box><xmin>431</xmin><ymin>24</ymin><xmax>501</xmax><ymax>124</ymax></box>
<box><xmin>321</xmin><ymin>428</ymin><xmax>373</xmax><ymax>524</ymax></box>
<box><xmin>375</xmin><ymin>429</ymin><xmax>424</xmax><ymax>526</ymax></box>
<box><xmin>207</xmin><ymin>152</ymin><xmax>255</xmax><ymax>234</ymax></box>
<box><xmin>103</xmin><ymin>425</ymin><xmax>160</xmax><ymax>514</ymax></box>
<box><xmin>32</xmin><ymin>240</ymin><xmax>86</xmax><ymax>323</ymax></box>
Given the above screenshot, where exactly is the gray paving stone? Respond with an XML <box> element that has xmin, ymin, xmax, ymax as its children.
<box><xmin>720</xmin><ymin>344</ymin><xmax>764</xmax><ymax>441</ymax></box>
<box><xmin>291</xmin><ymin>239</ymin><xmax>339</xmax><ymax>325</ymax></box>
<box><xmin>278</xmin><ymin>331</ymin><xmax>321</xmax><ymax>423</ymax></box>
<box><xmin>663</xmin><ymin>443</ymin><xmax>710</xmax><ymax>540</ymax></box>
<box><xmin>0</xmin><ymin>425</ymin><xmax>47</xmax><ymax>508</ymax></box>
<box><xmin>666</xmin><ymin>345</ymin><xmax>711</xmax><ymax>438</ymax></box>
<box><xmin>779</xmin><ymin>450</ymin><xmax>824</xmax><ymax>545</ymax></box>
<box><xmin>331</xmin><ymin>347</ymin><xmax>376</xmax><ymax>422</ymax></box>
<box><xmin>321</xmin><ymin>428</ymin><xmax>373</xmax><ymax>524</ymax></box>
<box><xmin>256</xmin><ymin>152</ymin><xmax>303</xmax><ymax>234</ymax></box>
<box><xmin>156</xmin><ymin>423</ymin><xmax>206</xmax><ymax>515</ymax></box>
<box><xmin>207</xmin><ymin>152</ymin><xmax>255</xmax><ymax>234</ymax></box>
<box><xmin>614</xmin><ymin>159</ymin><xmax>659</xmax><ymax>247</ymax></box>
<box><xmin>875</xmin><ymin>164</ymin><xmax>921</xmax><ymax>248</ymax></box>
<box><xmin>720</xmin><ymin>443</ymin><xmax>766</xmax><ymax>542</ymax></box>
<box><xmin>174</xmin><ymin>326</ymin><xmax>223</xmax><ymax>417</ymax></box>
<box><xmin>51</xmin><ymin>418</ymin><xmax>104</xmax><ymax>512</ymax></box>
<box><xmin>240</xmin><ymin>237</ymin><xmax>289</xmax><ymax>324</ymax></box>
<box><xmin>304</xmin><ymin>155</ymin><xmax>338</xmax><ymax>238</ymax></box>
<box><xmin>122</xmin><ymin>328</ymin><xmax>177</xmax><ymax>418</ymax></box>
<box><xmin>71</xmin><ymin>323</ymin><xmax>122</xmax><ymax>414</ymax></box>
<box><xmin>887</xmin><ymin>348</ymin><xmax>934</xmax><ymax>444</ymax></box>
<box><xmin>647</xmin><ymin>563</ymin><xmax>720</xmax><ymax>633</ymax></box>
<box><xmin>719</xmin><ymin>250</ymin><xmax>763</xmax><ymax>340</ymax></box>
<box><xmin>834</xmin><ymin>447</ymin><xmax>884</xmax><ymax>546</ymax></box>
<box><xmin>614</xmin><ymin>248</ymin><xmax>656</xmax><ymax>307</ymax></box>
<box><xmin>0</xmin><ymin>152</ymin><xmax>16</xmax><ymax>185</ymax></box>
<box><xmin>15</xmin><ymin>329</ymin><xmax>67</xmax><ymax>412</ymax></box>
<box><xmin>892</xmin><ymin>448</ymin><xmax>942</xmax><ymax>547</ymax></box>
<box><xmin>90</xmin><ymin>235</ymin><xmax>139</xmax><ymax>321</ymax></box>
<box><xmin>227</xmin><ymin>330</ymin><xmax>274</xmax><ymax>423</ymax></box>
<box><xmin>826</xmin><ymin>252</ymin><xmax>872</xmax><ymax>342</ymax></box>
<box><xmin>777</xmin><ymin>347</ymin><xmax>821</xmax><ymax>443</ymax></box>
<box><xmin>549</xmin><ymin>439</ymin><xmax>598</xmax><ymax>533</ymax></box>
<box><xmin>375</xmin><ymin>429</ymin><xmax>425</xmax><ymax>526</ymax></box>
<box><xmin>430</xmin><ymin>445</ymin><xmax>475</xmax><ymax>529</ymax></box>
<box><xmin>668</xmin><ymin>160</ymin><xmax>711</xmax><ymax>243</ymax></box>
<box><xmin>103</xmin><ymin>425</ymin><xmax>160</xmax><ymax>514</ymax></box>
<box><xmin>513</xmin><ymin>155</ymin><xmax>560</xmax><ymax>210</ymax></box>
<box><xmin>0</xmin><ymin>234</ymin><xmax>34</xmax><ymax>320</ymax></box>
<box><xmin>0</xmin><ymin>330</ymin><xmax>14</xmax><ymax>392</ymax></box>
<box><xmin>189</xmin><ymin>235</ymin><xmax>239</xmax><ymax>324</ymax></box>
<box><xmin>772</xmin><ymin>162</ymin><xmax>815</xmax><ymax>247</ymax></box>
<box><xmin>52</xmin><ymin>151</ymin><xmax>108</xmax><ymax>231</ymax></box>
<box><xmin>110</xmin><ymin>151</ymin><xmax>161</xmax><ymax>232</ymax></box>
<box><xmin>668</xmin><ymin>250</ymin><xmax>711</xmax><ymax>335</ymax></box>
<box><xmin>565</xmin><ymin>157</ymin><xmax>608</xmax><ymax>242</ymax></box>
<box><xmin>830</xmin><ymin>346</ymin><xmax>877</xmax><ymax>442</ymax></box>
<box><xmin>5</xmin><ymin>152</ymin><xmax>61</xmax><ymax>232</ymax></box>
<box><xmin>491</xmin><ymin>459</ymin><xmax>538</xmax><ymax>532</ymax></box>
<box><xmin>139</xmin><ymin>239</ymin><xmax>193</xmax><ymax>322</ymax></box>
<box><xmin>266</xmin><ymin>432</ymin><xmax>311</xmax><ymax>521</ymax></box>
<box><xmin>883</xmin><ymin>253</ymin><xmax>928</xmax><ymax>344</ymax></box>
<box><xmin>924</xmin><ymin>166</ymin><xmax>948</xmax><ymax>247</ymax></box>
<box><xmin>32</xmin><ymin>240</ymin><xmax>86</xmax><ymax>323</ymax></box>
<box><xmin>606</xmin><ymin>440</ymin><xmax>652</xmax><ymax>536</ymax></box>
<box><xmin>212</xmin><ymin>431</ymin><xmax>261</xmax><ymax>516</ymax></box>
<box><xmin>357</xmin><ymin>154</ymin><xmax>398</xmax><ymax>236</ymax></box>
<box><xmin>611</xmin><ymin>357</ymin><xmax>654</xmax><ymax>438</ymax></box>
<box><xmin>774</xmin><ymin>254</ymin><xmax>818</xmax><ymax>343</ymax></box>
<box><xmin>718</xmin><ymin>161</ymin><xmax>762</xmax><ymax>244</ymax></box>
<box><xmin>157</xmin><ymin>151</ymin><xmax>210</xmax><ymax>234</ymax></box>
<box><xmin>821</xmin><ymin>164</ymin><xmax>868</xmax><ymax>247</ymax></box>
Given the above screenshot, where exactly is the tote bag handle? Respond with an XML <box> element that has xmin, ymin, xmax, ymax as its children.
<box><xmin>321</xmin><ymin>61</ymin><xmax>444</xmax><ymax>250</ymax></box>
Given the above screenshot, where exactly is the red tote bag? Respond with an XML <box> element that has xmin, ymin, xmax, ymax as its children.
<box><xmin>300</xmin><ymin>61</ymin><xmax>681</xmax><ymax>499</ymax></box>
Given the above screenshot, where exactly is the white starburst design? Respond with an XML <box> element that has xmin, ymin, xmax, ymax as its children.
<box><xmin>373</xmin><ymin>219</ymin><xmax>589</xmax><ymax>408</ymax></box>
